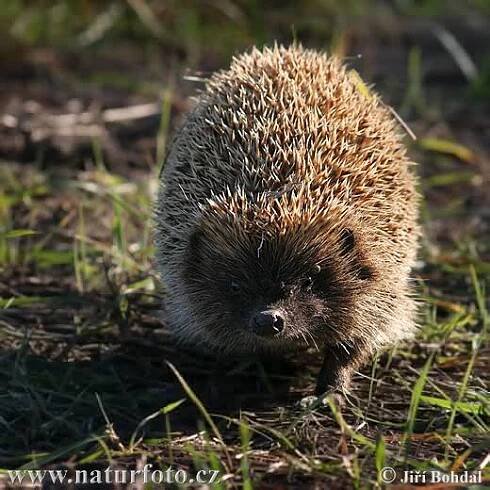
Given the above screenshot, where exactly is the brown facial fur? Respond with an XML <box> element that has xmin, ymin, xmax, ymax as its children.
<box><xmin>154</xmin><ymin>45</ymin><xmax>420</xmax><ymax>390</ymax></box>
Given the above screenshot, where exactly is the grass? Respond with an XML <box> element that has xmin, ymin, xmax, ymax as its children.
<box><xmin>1</xmin><ymin>1</ymin><xmax>489</xmax><ymax>488</ymax></box>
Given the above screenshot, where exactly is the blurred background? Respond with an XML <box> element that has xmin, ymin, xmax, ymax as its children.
<box><xmin>1</xmin><ymin>0</ymin><xmax>489</xmax><ymax>171</ymax></box>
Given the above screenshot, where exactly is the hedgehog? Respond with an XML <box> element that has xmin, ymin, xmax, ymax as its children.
<box><xmin>154</xmin><ymin>45</ymin><xmax>420</xmax><ymax>396</ymax></box>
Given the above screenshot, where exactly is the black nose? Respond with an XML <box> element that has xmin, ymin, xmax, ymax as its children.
<box><xmin>251</xmin><ymin>310</ymin><xmax>285</xmax><ymax>337</ymax></box>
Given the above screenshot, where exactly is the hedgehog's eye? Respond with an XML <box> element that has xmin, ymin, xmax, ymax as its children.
<box><xmin>230</xmin><ymin>281</ymin><xmax>241</xmax><ymax>294</ymax></box>
<box><xmin>312</xmin><ymin>264</ymin><xmax>322</xmax><ymax>275</ymax></box>
<box><xmin>280</xmin><ymin>281</ymin><xmax>293</xmax><ymax>297</ymax></box>
<box><xmin>280</xmin><ymin>281</ymin><xmax>295</xmax><ymax>297</ymax></box>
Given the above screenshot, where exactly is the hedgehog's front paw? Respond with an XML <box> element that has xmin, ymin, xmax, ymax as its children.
<box><xmin>316</xmin><ymin>390</ymin><xmax>346</xmax><ymax>408</ymax></box>
<box><xmin>298</xmin><ymin>395</ymin><xmax>320</xmax><ymax>409</ymax></box>
<box><xmin>298</xmin><ymin>390</ymin><xmax>345</xmax><ymax>410</ymax></box>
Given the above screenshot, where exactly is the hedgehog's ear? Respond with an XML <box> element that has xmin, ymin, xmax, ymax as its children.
<box><xmin>187</xmin><ymin>228</ymin><xmax>204</xmax><ymax>264</ymax></box>
<box><xmin>339</xmin><ymin>228</ymin><xmax>375</xmax><ymax>280</ymax></box>
<box><xmin>357</xmin><ymin>264</ymin><xmax>374</xmax><ymax>281</ymax></box>
<box><xmin>339</xmin><ymin>228</ymin><xmax>356</xmax><ymax>255</ymax></box>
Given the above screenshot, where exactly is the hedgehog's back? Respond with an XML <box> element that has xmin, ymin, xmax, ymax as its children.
<box><xmin>159</xmin><ymin>45</ymin><xmax>418</xmax><ymax>257</ymax></box>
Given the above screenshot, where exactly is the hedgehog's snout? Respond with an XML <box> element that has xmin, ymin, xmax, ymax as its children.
<box><xmin>250</xmin><ymin>309</ymin><xmax>285</xmax><ymax>337</ymax></box>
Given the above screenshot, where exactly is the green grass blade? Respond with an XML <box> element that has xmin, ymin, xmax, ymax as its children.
<box><xmin>166</xmin><ymin>362</ymin><xmax>231</xmax><ymax>466</ymax></box>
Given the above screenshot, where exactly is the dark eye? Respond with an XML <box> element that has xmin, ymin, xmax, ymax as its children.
<box><xmin>230</xmin><ymin>281</ymin><xmax>241</xmax><ymax>293</ymax></box>
<box><xmin>312</xmin><ymin>264</ymin><xmax>321</xmax><ymax>275</ymax></box>
<box><xmin>280</xmin><ymin>281</ymin><xmax>294</xmax><ymax>297</ymax></box>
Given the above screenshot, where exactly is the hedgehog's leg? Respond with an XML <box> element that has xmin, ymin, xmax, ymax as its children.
<box><xmin>315</xmin><ymin>343</ymin><xmax>367</xmax><ymax>396</ymax></box>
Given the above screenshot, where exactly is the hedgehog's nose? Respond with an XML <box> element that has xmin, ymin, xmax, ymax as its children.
<box><xmin>251</xmin><ymin>310</ymin><xmax>285</xmax><ymax>337</ymax></box>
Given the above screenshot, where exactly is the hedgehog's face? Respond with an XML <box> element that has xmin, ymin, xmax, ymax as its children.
<box><xmin>183</xmin><ymin>221</ymin><xmax>375</xmax><ymax>353</ymax></box>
